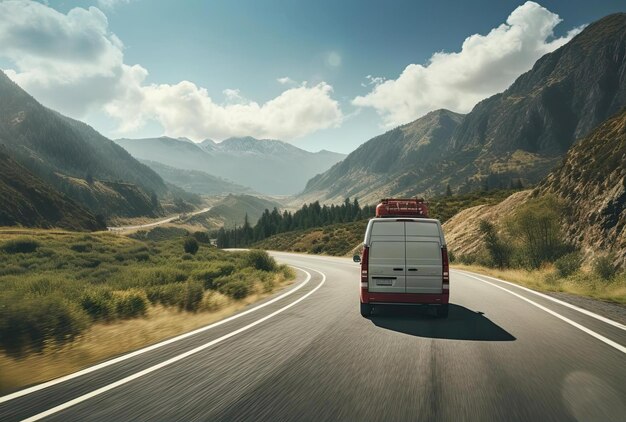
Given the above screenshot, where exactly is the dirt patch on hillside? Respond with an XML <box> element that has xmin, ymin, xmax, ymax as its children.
<box><xmin>442</xmin><ymin>190</ymin><xmax>533</xmax><ymax>256</ymax></box>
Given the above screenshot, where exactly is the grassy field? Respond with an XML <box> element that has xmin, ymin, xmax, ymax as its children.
<box><xmin>0</xmin><ymin>228</ymin><xmax>294</xmax><ymax>393</ymax></box>
<box><xmin>453</xmin><ymin>264</ymin><xmax>626</xmax><ymax>304</ymax></box>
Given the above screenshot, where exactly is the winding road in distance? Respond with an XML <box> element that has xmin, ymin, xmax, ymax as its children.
<box><xmin>107</xmin><ymin>207</ymin><xmax>211</xmax><ymax>232</ymax></box>
<box><xmin>1</xmin><ymin>252</ymin><xmax>625</xmax><ymax>421</ymax></box>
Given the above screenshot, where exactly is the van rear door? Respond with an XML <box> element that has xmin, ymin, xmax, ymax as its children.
<box><xmin>368</xmin><ymin>220</ymin><xmax>406</xmax><ymax>293</ymax></box>
<box><xmin>405</xmin><ymin>221</ymin><xmax>443</xmax><ymax>294</ymax></box>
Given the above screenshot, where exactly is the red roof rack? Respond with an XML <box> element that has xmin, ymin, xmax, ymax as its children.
<box><xmin>375</xmin><ymin>198</ymin><xmax>429</xmax><ymax>218</ymax></box>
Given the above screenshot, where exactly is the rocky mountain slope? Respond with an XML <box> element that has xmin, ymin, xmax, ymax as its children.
<box><xmin>444</xmin><ymin>108</ymin><xmax>626</xmax><ymax>266</ymax></box>
<box><xmin>0</xmin><ymin>147</ymin><xmax>104</xmax><ymax>230</ymax></box>
<box><xmin>302</xmin><ymin>13</ymin><xmax>626</xmax><ymax>204</ymax></box>
<box><xmin>0</xmin><ymin>70</ymin><xmax>166</xmax><ymax>218</ymax></box>
<box><xmin>116</xmin><ymin>136</ymin><xmax>345</xmax><ymax>195</ymax></box>
<box><xmin>299</xmin><ymin>109</ymin><xmax>464</xmax><ymax>204</ymax></box>
<box><xmin>538</xmin><ymin>108</ymin><xmax>626</xmax><ymax>265</ymax></box>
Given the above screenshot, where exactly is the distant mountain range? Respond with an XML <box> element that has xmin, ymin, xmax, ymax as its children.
<box><xmin>115</xmin><ymin>136</ymin><xmax>346</xmax><ymax>195</ymax></box>
<box><xmin>141</xmin><ymin>160</ymin><xmax>252</xmax><ymax>196</ymax></box>
<box><xmin>301</xmin><ymin>13</ymin><xmax>626</xmax><ymax>205</ymax></box>
<box><xmin>0</xmin><ymin>69</ymin><xmax>167</xmax><ymax>220</ymax></box>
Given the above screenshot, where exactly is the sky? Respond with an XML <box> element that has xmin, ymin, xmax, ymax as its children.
<box><xmin>0</xmin><ymin>0</ymin><xmax>624</xmax><ymax>153</ymax></box>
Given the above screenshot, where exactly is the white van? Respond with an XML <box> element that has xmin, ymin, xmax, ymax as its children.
<box><xmin>354</xmin><ymin>216</ymin><xmax>450</xmax><ymax>318</ymax></box>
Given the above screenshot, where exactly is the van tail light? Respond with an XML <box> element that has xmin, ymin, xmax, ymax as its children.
<box><xmin>360</xmin><ymin>246</ymin><xmax>369</xmax><ymax>289</ymax></box>
<box><xmin>442</xmin><ymin>246</ymin><xmax>449</xmax><ymax>293</ymax></box>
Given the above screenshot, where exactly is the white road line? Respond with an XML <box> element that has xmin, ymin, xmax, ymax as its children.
<box><xmin>454</xmin><ymin>269</ymin><xmax>626</xmax><ymax>331</ymax></box>
<box><xmin>20</xmin><ymin>267</ymin><xmax>327</xmax><ymax>422</ymax></box>
<box><xmin>0</xmin><ymin>266</ymin><xmax>312</xmax><ymax>405</ymax></box>
<box><xmin>460</xmin><ymin>272</ymin><xmax>626</xmax><ymax>354</ymax></box>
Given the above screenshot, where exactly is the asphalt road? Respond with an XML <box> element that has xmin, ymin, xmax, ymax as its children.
<box><xmin>107</xmin><ymin>207</ymin><xmax>211</xmax><ymax>232</ymax></box>
<box><xmin>1</xmin><ymin>252</ymin><xmax>625</xmax><ymax>421</ymax></box>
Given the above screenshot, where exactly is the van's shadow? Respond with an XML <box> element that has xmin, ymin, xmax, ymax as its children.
<box><xmin>369</xmin><ymin>304</ymin><xmax>515</xmax><ymax>341</ymax></box>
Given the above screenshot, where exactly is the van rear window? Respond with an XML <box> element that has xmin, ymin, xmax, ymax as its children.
<box><xmin>405</xmin><ymin>221</ymin><xmax>440</xmax><ymax>237</ymax></box>
<box><xmin>371</xmin><ymin>221</ymin><xmax>404</xmax><ymax>236</ymax></box>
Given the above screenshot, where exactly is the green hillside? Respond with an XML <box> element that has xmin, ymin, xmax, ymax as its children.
<box><xmin>0</xmin><ymin>148</ymin><xmax>104</xmax><ymax>230</ymax></box>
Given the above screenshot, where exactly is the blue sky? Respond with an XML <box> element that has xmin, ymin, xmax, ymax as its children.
<box><xmin>1</xmin><ymin>0</ymin><xmax>624</xmax><ymax>153</ymax></box>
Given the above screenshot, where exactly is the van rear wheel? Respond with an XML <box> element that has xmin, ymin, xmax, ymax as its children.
<box><xmin>436</xmin><ymin>304</ymin><xmax>449</xmax><ymax>318</ymax></box>
<box><xmin>360</xmin><ymin>303</ymin><xmax>372</xmax><ymax>318</ymax></box>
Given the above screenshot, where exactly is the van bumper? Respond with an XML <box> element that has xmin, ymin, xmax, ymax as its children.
<box><xmin>360</xmin><ymin>291</ymin><xmax>449</xmax><ymax>305</ymax></box>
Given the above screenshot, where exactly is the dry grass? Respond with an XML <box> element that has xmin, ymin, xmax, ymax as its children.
<box><xmin>453</xmin><ymin>264</ymin><xmax>626</xmax><ymax>304</ymax></box>
<box><xmin>0</xmin><ymin>273</ymin><xmax>294</xmax><ymax>393</ymax></box>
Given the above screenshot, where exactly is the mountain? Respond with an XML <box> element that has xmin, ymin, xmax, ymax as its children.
<box><xmin>301</xmin><ymin>13</ymin><xmax>626</xmax><ymax>204</ymax></box>
<box><xmin>0</xmin><ymin>70</ymin><xmax>166</xmax><ymax>218</ymax></box>
<box><xmin>538</xmin><ymin>108</ymin><xmax>626</xmax><ymax>264</ymax></box>
<box><xmin>187</xmin><ymin>194</ymin><xmax>282</xmax><ymax>229</ymax></box>
<box><xmin>299</xmin><ymin>109</ymin><xmax>464</xmax><ymax>204</ymax></box>
<box><xmin>0</xmin><ymin>147</ymin><xmax>104</xmax><ymax>230</ymax></box>
<box><xmin>141</xmin><ymin>160</ymin><xmax>253</xmax><ymax>195</ymax></box>
<box><xmin>115</xmin><ymin>136</ymin><xmax>346</xmax><ymax>195</ymax></box>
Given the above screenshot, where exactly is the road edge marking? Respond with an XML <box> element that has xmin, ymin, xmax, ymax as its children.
<box><xmin>0</xmin><ymin>266</ymin><xmax>311</xmax><ymax>404</ymax></box>
<box><xmin>459</xmin><ymin>272</ymin><xmax>626</xmax><ymax>354</ymax></box>
<box><xmin>20</xmin><ymin>266</ymin><xmax>326</xmax><ymax>422</ymax></box>
<box><xmin>453</xmin><ymin>269</ymin><xmax>626</xmax><ymax>331</ymax></box>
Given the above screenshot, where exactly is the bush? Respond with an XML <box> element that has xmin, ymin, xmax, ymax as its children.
<box><xmin>0</xmin><ymin>293</ymin><xmax>89</xmax><ymax>355</ymax></box>
<box><xmin>192</xmin><ymin>231</ymin><xmax>211</xmax><ymax>244</ymax></box>
<box><xmin>448</xmin><ymin>250</ymin><xmax>456</xmax><ymax>263</ymax></box>
<box><xmin>81</xmin><ymin>290</ymin><xmax>116</xmax><ymax>321</ymax></box>
<box><xmin>70</xmin><ymin>242</ymin><xmax>93</xmax><ymax>253</ymax></box>
<box><xmin>593</xmin><ymin>254</ymin><xmax>618</xmax><ymax>280</ymax></box>
<box><xmin>2</xmin><ymin>238</ymin><xmax>40</xmax><ymax>254</ymax></box>
<box><xmin>245</xmin><ymin>249</ymin><xmax>276</xmax><ymax>272</ymax></box>
<box><xmin>218</xmin><ymin>279</ymin><xmax>250</xmax><ymax>299</ymax></box>
<box><xmin>181</xmin><ymin>280</ymin><xmax>204</xmax><ymax>311</ymax></box>
<box><xmin>183</xmin><ymin>237</ymin><xmax>199</xmax><ymax>255</ymax></box>
<box><xmin>555</xmin><ymin>252</ymin><xmax>583</xmax><ymax>277</ymax></box>
<box><xmin>114</xmin><ymin>290</ymin><xmax>148</xmax><ymax>318</ymax></box>
<box><xmin>192</xmin><ymin>262</ymin><xmax>235</xmax><ymax>289</ymax></box>
<box><xmin>479</xmin><ymin>220</ymin><xmax>511</xmax><ymax>268</ymax></box>
<box><xmin>505</xmin><ymin>196</ymin><xmax>569</xmax><ymax>268</ymax></box>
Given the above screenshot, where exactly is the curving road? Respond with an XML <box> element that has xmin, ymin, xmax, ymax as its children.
<box><xmin>107</xmin><ymin>207</ymin><xmax>212</xmax><ymax>232</ymax></box>
<box><xmin>1</xmin><ymin>252</ymin><xmax>625</xmax><ymax>421</ymax></box>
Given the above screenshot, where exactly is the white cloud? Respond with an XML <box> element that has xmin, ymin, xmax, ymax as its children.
<box><xmin>0</xmin><ymin>0</ymin><xmax>343</xmax><ymax>141</ymax></box>
<box><xmin>277</xmin><ymin>76</ymin><xmax>295</xmax><ymax>85</ymax></box>
<box><xmin>106</xmin><ymin>81</ymin><xmax>342</xmax><ymax>141</ymax></box>
<box><xmin>97</xmin><ymin>0</ymin><xmax>132</xmax><ymax>10</ymax></box>
<box><xmin>353</xmin><ymin>1</ymin><xmax>585</xmax><ymax>127</ymax></box>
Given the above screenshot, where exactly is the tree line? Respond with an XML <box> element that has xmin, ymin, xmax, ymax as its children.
<box><xmin>216</xmin><ymin>198</ymin><xmax>376</xmax><ymax>248</ymax></box>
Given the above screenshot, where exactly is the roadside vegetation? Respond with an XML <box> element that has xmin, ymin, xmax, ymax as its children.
<box><xmin>218</xmin><ymin>189</ymin><xmax>522</xmax><ymax>255</ymax></box>
<box><xmin>0</xmin><ymin>229</ymin><xmax>294</xmax><ymax>359</ymax></box>
<box><xmin>454</xmin><ymin>195</ymin><xmax>625</xmax><ymax>303</ymax></box>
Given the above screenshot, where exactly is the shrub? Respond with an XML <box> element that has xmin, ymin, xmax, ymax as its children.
<box><xmin>505</xmin><ymin>196</ymin><xmax>569</xmax><ymax>268</ymax></box>
<box><xmin>81</xmin><ymin>290</ymin><xmax>116</xmax><ymax>321</ymax></box>
<box><xmin>183</xmin><ymin>237</ymin><xmax>199</xmax><ymax>255</ymax></box>
<box><xmin>448</xmin><ymin>250</ymin><xmax>456</xmax><ymax>263</ymax></box>
<box><xmin>2</xmin><ymin>238</ymin><xmax>40</xmax><ymax>254</ymax></box>
<box><xmin>555</xmin><ymin>252</ymin><xmax>583</xmax><ymax>277</ymax></box>
<box><xmin>114</xmin><ymin>290</ymin><xmax>148</xmax><ymax>318</ymax></box>
<box><xmin>219</xmin><ymin>279</ymin><xmax>250</xmax><ymax>299</ymax></box>
<box><xmin>0</xmin><ymin>293</ymin><xmax>89</xmax><ymax>356</ymax></box>
<box><xmin>479</xmin><ymin>220</ymin><xmax>511</xmax><ymax>268</ymax></box>
<box><xmin>181</xmin><ymin>280</ymin><xmax>204</xmax><ymax>311</ymax></box>
<box><xmin>146</xmin><ymin>283</ymin><xmax>182</xmax><ymax>306</ymax></box>
<box><xmin>193</xmin><ymin>262</ymin><xmax>235</xmax><ymax>289</ymax></box>
<box><xmin>192</xmin><ymin>231</ymin><xmax>211</xmax><ymax>244</ymax></box>
<box><xmin>593</xmin><ymin>254</ymin><xmax>618</xmax><ymax>280</ymax></box>
<box><xmin>245</xmin><ymin>249</ymin><xmax>276</xmax><ymax>272</ymax></box>
<box><xmin>70</xmin><ymin>242</ymin><xmax>93</xmax><ymax>253</ymax></box>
